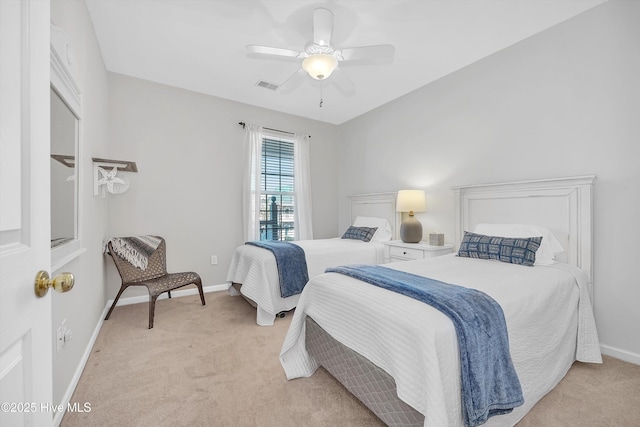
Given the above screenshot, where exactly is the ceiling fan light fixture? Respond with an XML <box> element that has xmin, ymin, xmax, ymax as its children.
<box><xmin>302</xmin><ymin>54</ymin><xmax>338</xmax><ymax>80</ymax></box>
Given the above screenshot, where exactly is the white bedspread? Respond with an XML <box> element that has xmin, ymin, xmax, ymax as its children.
<box><xmin>280</xmin><ymin>254</ymin><xmax>601</xmax><ymax>426</ymax></box>
<box><xmin>226</xmin><ymin>238</ymin><xmax>384</xmax><ymax>325</ymax></box>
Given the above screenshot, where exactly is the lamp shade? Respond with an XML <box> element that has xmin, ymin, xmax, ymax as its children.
<box><xmin>396</xmin><ymin>190</ymin><xmax>426</xmax><ymax>214</ymax></box>
<box><xmin>302</xmin><ymin>54</ymin><xmax>338</xmax><ymax>80</ymax></box>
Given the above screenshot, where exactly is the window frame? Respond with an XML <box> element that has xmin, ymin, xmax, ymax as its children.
<box><xmin>259</xmin><ymin>134</ymin><xmax>296</xmax><ymax>241</ymax></box>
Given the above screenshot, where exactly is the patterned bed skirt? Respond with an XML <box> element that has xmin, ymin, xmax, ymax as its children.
<box><xmin>305</xmin><ymin>316</ymin><xmax>424</xmax><ymax>427</ymax></box>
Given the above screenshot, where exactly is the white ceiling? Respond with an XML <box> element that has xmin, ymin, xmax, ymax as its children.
<box><xmin>85</xmin><ymin>0</ymin><xmax>606</xmax><ymax>125</ymax></box>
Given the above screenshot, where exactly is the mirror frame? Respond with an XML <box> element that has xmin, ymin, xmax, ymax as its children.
<box><xmin>50</xmin><ymin>23</ymin><xmax>85</xmax><ymax>271</ymax></box>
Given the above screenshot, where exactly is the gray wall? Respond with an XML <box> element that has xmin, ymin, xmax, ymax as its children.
<box><xmin>106</xmin><ymin>73</ymin><xmax>340</xmax><ymax>298</ymax></box>
<box><xmin>338</xmin><ymin>0</ymin><xmax>640</xmax><ymax>362</ymax></box>
<box><xmin>50</xmin><ymin>0</ymin><xmax>110</xmax><ymax>407</ymax></box>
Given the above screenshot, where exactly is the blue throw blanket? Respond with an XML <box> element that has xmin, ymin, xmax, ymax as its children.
<box><xmin>325</xmin><ymin>264</ymin><xmax>524</xmax><ymax>427</ymax></box>
<box><xmin>246</xmin><ymin>241</ymin><xmax>309</xmax><ymax>298</ymax></box>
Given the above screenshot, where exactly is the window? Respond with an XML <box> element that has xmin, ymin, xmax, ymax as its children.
<box><xmin>259</xmin><ymin>137</ymin><xmax>295</xmax><ymax>241</ymax></box>
<box><xmin>242</xmin><ymin>123</ymin><xmax>312</xmax><ymax>242</ymax></box>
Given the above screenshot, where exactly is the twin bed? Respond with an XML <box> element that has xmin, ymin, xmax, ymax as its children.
<box><xmin>226</xmin><ymin>193</ymin><xmax>399</xmax><ymax>325</ymax></box>
<box><xmin>276</xmin><ymin>176</ymin><xmax>601</xmax><ymax>426</ymax></box>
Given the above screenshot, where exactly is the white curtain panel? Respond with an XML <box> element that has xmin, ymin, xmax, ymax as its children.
<box><xmin>242</xmin><ymin>124</ymin><xmax>263</xmax><ymax>242</ymax></box>
<box><xmin>294</xmin><ymin>132</ymin><xmax>313</xmax><ymax>240</ymax></box>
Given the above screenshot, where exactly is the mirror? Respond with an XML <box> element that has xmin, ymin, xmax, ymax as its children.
<box><xmin>50</xmin><ymin>87</ymin><xmax>78</xmax><ymax>249</ymax></box>
<box><xmin>51</xmin><ymin>23</ymin><xmax>84</xmax><ymax>270</ymax></box>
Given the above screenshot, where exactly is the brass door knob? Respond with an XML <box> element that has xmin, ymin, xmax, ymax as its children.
<box><xmin>34</xmin><ymin>271</ymin><xmax>74</xmax><ymax>297</ymax></box>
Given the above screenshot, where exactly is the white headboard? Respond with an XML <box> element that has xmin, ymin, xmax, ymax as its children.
<box><xmin>452</xmin><ymin>176</ymin><xmax>596</xmax><ymax>286</ymax></box>
<box><xmin>348</xmin><ymin>192</ymin><xmax>400</xmax><ymax>240</ymax></box>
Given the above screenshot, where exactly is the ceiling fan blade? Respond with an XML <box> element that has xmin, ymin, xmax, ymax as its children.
<box><xmin>246</xmin><ymin>45</ymin><xmax>304</xmax><ymax>58</ymax></box>
<box><xmin>278</xmin><ymin>69</ymin><xmax>307</xmax><ymax>94</ymax></box>
<box><xmin>313</xmin><ymin>8</ymin><xmax>333</xmax><ymax>47</ymax></box>
<box><xmin>336</xmin><ymin>44</ymin><xmax>395</xmax><ymax>61</ymax></box>
<box><xmin>330</xmin><ymin>68</ymin><xmax>356</xmax><ymax>97</ymax></box>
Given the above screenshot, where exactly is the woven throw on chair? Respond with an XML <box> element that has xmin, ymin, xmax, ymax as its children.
<box><xmin>103</xmin><ymin>235</ymin><xmax>162</xmax><ymax>270</ymax></box>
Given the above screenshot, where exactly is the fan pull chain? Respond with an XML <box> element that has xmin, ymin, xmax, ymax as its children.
<box><xmin>319</xmin><ymin>80</ymin><xmax>324</xmax><ymax>108</ymax></box>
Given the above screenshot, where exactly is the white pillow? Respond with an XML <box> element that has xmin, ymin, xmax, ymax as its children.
<box><xmin>352</xmin><ymin>216</ymin><xmax>393</xmax><ymax>241</ymax></box>
<box><xmin>472</xmin><ymin>223</ymin><xmax>564</xmax><ymax>265</ymax></box>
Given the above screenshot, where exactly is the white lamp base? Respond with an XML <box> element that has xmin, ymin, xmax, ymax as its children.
<box><xmin>400</xmin><ymin>215</ymin><xmax>423</xmax><ymax>243</ymax></box>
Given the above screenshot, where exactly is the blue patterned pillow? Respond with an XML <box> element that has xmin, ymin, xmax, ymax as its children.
<box><xmin>341</xmin><ymin>226</ymin><xmax>378</xmax><ymax>243</ymax></box>
<box><xmin>457</xmin><ymin>231</ymin><xmax>542</xmax><ymax>267</ymax></box>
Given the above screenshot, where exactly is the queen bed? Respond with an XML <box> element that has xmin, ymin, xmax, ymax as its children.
<box><xmin>279</xmin><ymin>176</ymin><xmax>602</xmax><ymax>427</ymax></box>
<box><xmin>226</xmin><ymin>193</ymin><xmax>399</xmax><ymax>326</ymax></box>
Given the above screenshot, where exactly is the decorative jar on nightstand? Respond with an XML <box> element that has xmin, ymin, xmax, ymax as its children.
<box><xmin>382</xmin><ymin>240</ymin><xmax>454</xmax><ymax>263</ymax></box>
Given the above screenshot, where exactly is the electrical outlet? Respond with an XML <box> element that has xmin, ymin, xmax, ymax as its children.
<box><xmin>210</xmin><ymin>255</ymin><xmax>218</xmax><ymax>265</ymax></box>
<box><xmin>61</xmin><ymin>319</ymin><xmax>67</xmax><ymax>349</ymax></box>
<box><xmin>56</xmin><ymin>326</ymin><xmax>63</xmax><ymax>352</ymax></box>
<box><xmin>64</xmin><ymin>328</ymin><xmax>73</xmax><ymax>344</ymax></box>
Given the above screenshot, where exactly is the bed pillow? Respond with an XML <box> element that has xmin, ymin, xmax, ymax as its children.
<box><xmin>473</xmin><ymin>223</ymin><xmax>564</xmax><ymax>265</ymax></box>
<box><xmin>352</xmin><ymin>216</ymin><xmax>393</xmax><ymax>241</ymax></box>
<box><xmin>458</xmin><ymin>231</ymin><xmax>542</xmax><ymax>267</ymax></box>
<box><xmin>341</xmin><ymin>226</ymin><xmax>378</xmax><ymax>243</ymax></box>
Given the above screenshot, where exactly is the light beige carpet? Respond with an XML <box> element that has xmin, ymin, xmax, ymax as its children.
<box><xmin>62</xmin><ymin>291</ymin><xmax>640</xmax><ymax>427</ymax></box>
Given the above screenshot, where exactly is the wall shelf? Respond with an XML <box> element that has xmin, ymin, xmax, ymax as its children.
<box><xmin>92</xmin><ymin>157</ymin><xmax>138</xmax><ymax>197</ymax></box>
<box><xmin>92</xmin><ymin>157</ymin><xmax>137</xmax><ymax>172</ymax></box>
<box><xmin>51</xmin><ymin>154</ymin><xmax>76</xmax><ymax>168</ymax></box>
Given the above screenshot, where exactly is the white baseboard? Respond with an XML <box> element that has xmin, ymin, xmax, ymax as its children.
<box><xmin>53</xmin><ymin>304</ymin><xmax>109</xmax><ymax>427</ymax></box>
<box><xmin>53</xmin><ymin>283</ymin><xmax>228</xmax><ymax>426</ymax></box>
<box><xmin>601</xmin><ymin>344</ymin><xmax>640</xmax><ymax>365</ymax></box>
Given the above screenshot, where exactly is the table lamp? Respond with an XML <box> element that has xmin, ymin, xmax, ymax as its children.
<box><xmin>396</xmin><ymin>190</ymin><xmax>426</xmax><ymax>243</ymax></box>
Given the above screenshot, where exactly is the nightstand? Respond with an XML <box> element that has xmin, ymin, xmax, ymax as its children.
<box><xmin>383</xmin><ymin>240</ymin><xmax>454</xmax><ymax>263</ymax></box>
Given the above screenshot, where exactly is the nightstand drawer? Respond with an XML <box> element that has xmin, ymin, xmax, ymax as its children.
<box><xmin>382</xmin><ymin>241</ymin><xmax>455</xmax><ymax>263</ymax></box>
<box><xmin>389</xmin><ymin>246</ymin><xmax>424</xmax><ymax>260</ymax></box>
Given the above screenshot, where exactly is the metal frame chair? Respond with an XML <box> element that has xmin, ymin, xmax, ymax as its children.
<box><xmin>105</xmin><ymin>237</ymin><xmax>205</xmax><ymax>328</ymax></box>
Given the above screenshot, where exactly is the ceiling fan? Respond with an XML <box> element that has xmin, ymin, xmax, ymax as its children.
<box><xmin>246</xmin><ymin>7</ymin><xmax>395</xmax><ymax>95</ymax></box>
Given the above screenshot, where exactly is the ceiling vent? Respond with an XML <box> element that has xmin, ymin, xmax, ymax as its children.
<box><xmin>256</xmin><ymin>80</ymin><xmax>279</xmax><ymax>91</ymax></box>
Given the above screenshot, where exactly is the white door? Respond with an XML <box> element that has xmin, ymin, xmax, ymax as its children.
<box><xmin>0</xmin><ymin>1</ymin><xmax>53</xmax><ymax>426</ymax></box>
